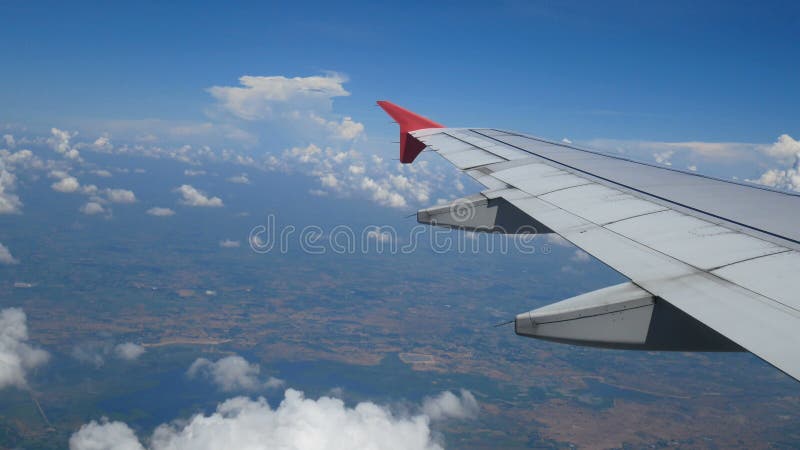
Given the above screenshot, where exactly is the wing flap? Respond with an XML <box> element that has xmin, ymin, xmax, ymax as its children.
<box><xmin>503</xmin><ymin>193</ymin><xmax>800</xmax><ymax>379</ymax></box>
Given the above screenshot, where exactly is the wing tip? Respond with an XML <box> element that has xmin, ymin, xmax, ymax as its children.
<box><xmin>376</xmin><ymin>100</ymin><xmax>444</xmax><ymax>164</ymax></box>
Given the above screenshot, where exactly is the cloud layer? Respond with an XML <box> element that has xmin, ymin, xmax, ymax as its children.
<box><xmin>70</xmin><ymin>388</ymin><xmax>479</xmax><ymax>450</ymax></box>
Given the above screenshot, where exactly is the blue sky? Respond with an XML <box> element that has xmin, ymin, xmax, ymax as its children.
<box><xmin>0</xmin><ymin>1</ymin><xmax>799</xmax><ymax>213</ymax></box>
<box><xmin>1</xmin><ymin>1</ymin><xmax>797</xmax><ymax>142</ymax></box>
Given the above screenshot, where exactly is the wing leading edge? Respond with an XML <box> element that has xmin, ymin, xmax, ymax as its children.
<box><xmin>377</xmin><ymin>100</ymin><xmax>800</xmax><ymax>382</ymax></box>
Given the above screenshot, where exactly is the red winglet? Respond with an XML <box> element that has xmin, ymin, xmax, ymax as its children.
<box><xmin>377</xmin><ymin>100</ymin><xmax>444</xmax><ymax>163</ymax></box>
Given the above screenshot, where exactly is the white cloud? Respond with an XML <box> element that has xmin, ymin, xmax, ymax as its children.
<box><xmin>361</xmin><ymin>177</ymin><xmax>407</xmax><ymax>209</ymax></box>
<box><xmin>207</xmin><ymin>73</ymin><xmax>364</xmax><ymax>142</ymax></box>
<box><xmin>330</xmin><ymin>116</ymin><xmax>365</xmax><ymax>140</ymax></box>
<box><xmin>311</xmin><ymin>113</ymin><xmax>365</xmax><ymax>141</ymax></box>
<box><xmin>70</xmin><ymin>418</ymin><xmax>145</xmax><ymax>450</ymax></box>
<box><xmin>207</xmin><ymin>73</ymin><xmax>350</xmax><ymax>121</ymax></box>
<box><xmin>184</xmin><ymin>169</ymin><xmax>206</xmax><ymax>177</ymax></box>
<box><xmin>2</xmin><ymin>149</ymin><xmax>38</xmax><ymax>167</ymax></box>
<box><xmin>187</xmin><ymin>355</ymin><xmax>284</xmax><ymax>392</ymax></box>
<box><xmin>748</xmin><ymin>153</ymin><xmax>800</xmax><ymax>192</ymax></box>
<box><xmin>71</xmin><ymin>388</ymin><xmax>479</xmax><ymax>450</ymax></box>
<box><xmin>92</xmin><ymin>136</ymin><xmax>113</xmax><ymax>152</ymax></box>
<box><xmin>0</xmin><ymin>308</ymin><xmax>49</xmax><ymax>390</ymax></box>
<box><xmin>2</xmin><ymin>134</ymin><xmax>15</xmax><ymax>148</ymax></box>
<box><xmin>175</xmin><ymin>184</ymin><xmax>223</xmax><ymax>207</ymax></box>
<box><xmin>71</xmin><ymin>341</ymin><xmax>114</xmax><ymax>368</ymax></box>
<box><xmin>0</xmin><ymin>160</ymin><xmax>22</xmax><ymax>214</ymax></box>
<box><xmin>586</xmin><ymin>138</ymin><xmax>754</xmax><ymax>161</ymax></box>
<box><xmin>653</xmin><ymin>150</ymin><xmax>674</xmax><ymax>166</ymax></box>
<box><xmin>48</xmin><ymin>128</ymin><xmax>81</xmax><ymax>160</ymax></box>
<box><xmin>105</xmin><ymin>188</ymin><xmax>137</xmax><ymax>203</ymax></box>
<box><xmin>146</xmin><ymin>207</ymin><xmax>175</xmax><ymax>217</ymax></box>
<box><xmin>114</xmin><ymin>342</ymin><xmax>145</xmax><ymax>361</ymax></box>
<box><xmin>219</xmin><ymin>239</ymin><xmax>240</xmax><ymax>248</ymax></box>
<box><xmin>571</xmin><ymin>249</ymin><xmax>591</xmax><ymax>263</ymax></box>
<box><xmin>759</xmin><ymin>134</ymin><xmax>800</xmax><ymax>161</ymax></box>
<box><xmin>0</xmin><ymin>243</ymin><xmax>18</xmax><ymax>265</ymax></box>
<box><xmin>227</xmin><ymin>173</ymin><xmax>250</xmax><ymax>184</ymax></box>
<box><xmin>52</xmin><ymin>176</ymin><xmax>81</xmax><ymax>193</ymax></box>
<box><xmin>319</xmin><ymin>173</ymin><xmax>339</xmax><ymax>188</ymax></box>
<box><xmin>80</xmin><ymin>202</ymin><xmax>106</xmax><ymax>215</ymax></box>
<box><xmin>545</xmin><ymin>234</ymin><xmax>572</xmax><ymax>247</ymax></box>
<box><xmin>48</xmin><ymin>169</ymin><xmax>70</xmax><ymax>179</ymax></box>
<box><xmin>286</xmin><ymin>143</ymin><xmax>322</xmax><ymax>164</ymax></box>
<box><xmin>421</xmin><ymin>390</ymin><xmax>480</xmax><ymax>421</ymax></box>
<box><xmin>72</xmin><ymin>339</ymin><xmax>147</xmax><ymax>367</ymax></box>
<box><xmin>92</xmin><ymin>169</ymin><xmax>113</xmax><ymax>178</ymax></box>
<box><xmin>366</xmin><ymin>229</ymin><xmax>394</xmax><ymax>244</ymax></box>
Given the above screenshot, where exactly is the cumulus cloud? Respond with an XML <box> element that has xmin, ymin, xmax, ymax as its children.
<box><xmin>0</xmin><ymin>76</ymin><xmax>459</xmax><ymax>213</ymax></box>
<box><xmin>48</xmin><ymin>128</ymin><xmax>81</xmax><ymax>160</ymax></box>
<box><xmin>2</xmin><ymin>134</ymin><xmax>15</xmax><ymax>148</ymax></box>
<box><xmin>207</xmin><ymin>73</ymin><xmax>350</xmax><ymax>121</ymax></box>
<box><xmin>70</xmin><ymin>419</ymin><xmax>144</xmax><ymax>450</ymax></box>
<box><xmin>146</xmin><ymin>207</ymin><xmax>175</xmax><ymax>217</ymax></box>
<box><xmin>260</xmin><ymin>141</ymin><xmax>452</xmax><ymax>210</ymax></box>
<box><xmin>175</xmin><ymin>184</ymin><xmax>223</xmax><ymax>207</ymax></box>
<box><xmin>114</xmin><ymin>342</ymin><xmax>145</xmax><ymax>361</ymax></box>
<box><xmin>71</xmin><ymin>388</ymin><xmax>479</xmax><ymax>450</ymax></box>
<box><xmin>1</xmin><ymin>149</ymin><xmax>39</xmax><ymax>168</ymax></box>
<box><xmin>92</xmin><ymin>169</ymin><xmax>113</xmax><ymax>177</ymax></box>
<box><xmin>0</xmin><ymin>243</ymin><xmax>18</xmax><ymax>265</ymax></box>
<box><xmin>758</xmin><ymin>134</ymin><xmax>800</xmax><ymax>161</ymax></box>
<box><xmin>92</xmin><ymin>136</ymin><xmax>113</xmax><ymax>152</ymax></box>
<box><xmin>104</xmin><ymin>188</ymin><xmax>137</xmax><ymax>203</ymax></box>
<box><xmin>207</xmin><ymin>73</ymin><xmax>365</xmax><ymax>141</ymax></box>
<box><xmin>219</xmin><ymin>239</ymin><xmax>240</xmax><ymax>248</ymax></box>
<box><xmin>0</xmin><ymin>160</ymin><xmax>22</xmax><ymax>214</ymax></box>
<box><xmin>187</xmin><ymin>355</ymin><xmax>283</xmax><ymax>392</ymax></box>
<box><xmin>80</xmin><ymin>202</ymin><xmax>106</xmax><ymax>215</ymax></box>
<box><xmin>652</xmin><ymin>150</ymin><xmax>674</xmax><ymax>166</ymax></box>
<box><xmin>227</xmin><ymin>173</ymin><xmax>250</xmax><ymax>184</ymax></box>
<box><xmin>52</xmin><ymin>176</ymin><xmax>81</xmax><ymax>193</ymax></box>
<box><xmin>749</xmin><ymin>153</ymin><xmax>800</xmax><ymax>192</ymax></box>
<box><xmin>421</xmin><ymin>390</ymin><xmax>480</xmax><ymax>422</ymax></box>
<box><xmin>361</xmin><ymin>177</ymin><xmax>407</xmax><ymax>208</ymax></box>
<box><xmin>311</xmin><ymin>114</ymin><xmax>365</xmax><ymax>141</ymax></box>
<box><xmin>0</xmin><ymin>308</ymin><xmax>49</xmax><ymax>389</ymax></box>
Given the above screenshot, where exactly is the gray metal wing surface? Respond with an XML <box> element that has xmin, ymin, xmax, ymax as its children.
<box><xmin>375</xmin><ymin>98</ymin><xmax>800</xmax><ymax>382</ymax></box>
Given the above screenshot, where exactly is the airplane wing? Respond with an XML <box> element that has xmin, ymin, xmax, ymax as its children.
<box><xmin>378</xmin><ymin>100</ymin><xmax>800</xmax><ymax>382</ymax></box>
